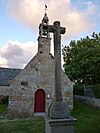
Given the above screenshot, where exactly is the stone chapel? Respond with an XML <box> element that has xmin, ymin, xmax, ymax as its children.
<box><xmin>0</xmin><ymin>13</ymin><xmax>74</xmax><ymax>116</ymax></box>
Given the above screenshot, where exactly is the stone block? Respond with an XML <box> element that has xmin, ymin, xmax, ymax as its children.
<box><xmin>49</xmin><ymin>102</ymin><xmax>70</xmax><ymax>119</ymax></box>
<box><xmin>45</xmin><ymin>117</ymin><xmax>77</xmax><ymax>133</ymax></box>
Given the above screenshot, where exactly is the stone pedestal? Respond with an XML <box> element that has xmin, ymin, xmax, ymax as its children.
<box><xmin>49</xmin><ymin>102</ymin><xmax>70</xmax><ymax>119</ymax></box>
<box><xmin>46</xmin><ymin>102</ymin><xmax>77</xmax><ymax>133</ymax></box>
<box><xmin>45</xmin><ymin>117</ymin><xmax>76</xmax><ymax>133</ymax></box>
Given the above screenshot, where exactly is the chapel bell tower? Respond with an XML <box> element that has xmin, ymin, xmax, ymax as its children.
<box><xmin>38</xmin><ymin>6</ymin><xmax>51</xmax><ymax>56</ymax></box>
<box><xmin>39</xmin><ymin>5</ymin><xmax>49</xmax><ymax>38</ymax></box>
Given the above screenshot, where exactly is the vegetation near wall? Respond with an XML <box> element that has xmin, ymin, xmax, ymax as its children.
<box><xmin>74</xmin><ymin>84</ymin><xmax>100</xmax><ymax>98</ymax></box>
<box><xmin>62</xmin><ymin>32</ymin><xmax>100</xmax><ymax>99</ymax></box>
<box><xmin>85</xmin><ymin>84</ymin><xmax>100</xmax><ymax>98</ymax></box>
<box><xmin>0</xmin><ymin>96</ymin><xmax>9</xmax><ymax>104</ymax></box>
<box><xmin>62</xmin><ymin>32</ymin><xmax>100</xmax><ymax>85</ymax></box>
<box><xmin>73</xmin><ymin>84</ymin><xmax>84</xmax><ymax>96</ymax></box>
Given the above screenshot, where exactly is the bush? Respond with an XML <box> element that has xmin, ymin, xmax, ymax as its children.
<box><xmin>0</xmin><ymin>95</ymin><xmax>9</xmax><ymax>104</ymax></box>
<box><xmin>73</xmin><ymin>84</ymin><xmax>84</xmax><ymax>96</ymax></box>
<box><xmin>85</xmin><ymin>84</ymin><xmax>100</xmax><ymax>98</ymax></box>
<box><xmin>74</xmin><ymin>84</ymin><xmax>100</xmax><ymax>98</ymax></box>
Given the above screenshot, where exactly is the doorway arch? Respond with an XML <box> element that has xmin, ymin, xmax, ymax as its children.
<box><xmin>34</xmin><ymin>89</ymin><xmax>45</xmax><ymax>113</ymax></box>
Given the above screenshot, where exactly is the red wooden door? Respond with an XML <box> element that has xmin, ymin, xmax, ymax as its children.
<box><xmin>34</xmin><ymin>89</ymin><xmax>45</xmax><ymax>113</ymax></box>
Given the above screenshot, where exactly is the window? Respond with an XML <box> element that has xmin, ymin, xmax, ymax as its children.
<box><xmin>40</xmin><ymin>51</ymin><xmax>43</xmax><ymax>53</ymax></box>
<box><xmin>21</xmin><ymin>81</ymin><xmax>28</xmax><ymax>86</ymax></box>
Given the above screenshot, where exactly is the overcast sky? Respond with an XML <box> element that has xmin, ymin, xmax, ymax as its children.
<box><xmin>0</xmin><ymin>0</ymin><xmax>100</xmax><ymax>68</ymax></box>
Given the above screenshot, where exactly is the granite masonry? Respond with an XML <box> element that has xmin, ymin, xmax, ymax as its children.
<box><xmin>0</xmin><ymin>13</ymin><xmax>74</xmax><ymax>117</ymax></box>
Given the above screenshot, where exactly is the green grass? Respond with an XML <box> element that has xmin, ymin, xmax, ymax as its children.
<box><xmin>0</xmin><ymin>104</ymin><xmax>44</xmax><ymax>133</ymax></box>
<box><xmin>71</xmin><ymin>100</ymin><xmax>100</xmax><ymax>133</ymax></box>
<box><xmin>0</xmin><ymin>101</ymin><xmax>100</xmax><ymax>133</ymax></box>
<box><xmin>0</xmin><ymin>104</ymin><xmax>7</xmax><ymax>115</ymax></box>
<box><xmin>0</xmin><ymin>117</ymin><xmax>44</xmax><ymax>133</ymax></box>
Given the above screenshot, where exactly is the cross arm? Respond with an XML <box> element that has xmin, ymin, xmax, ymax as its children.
<box><xmin>48</xmin><ymin>21</ymin><xmax>66</xmax><ymax>34</ymax></box>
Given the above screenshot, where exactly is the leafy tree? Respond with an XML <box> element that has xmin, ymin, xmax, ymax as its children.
<box><xmin>62</xmin><ymin>32</ymin><xmax>100</xmax><ymax>85</ymax></box>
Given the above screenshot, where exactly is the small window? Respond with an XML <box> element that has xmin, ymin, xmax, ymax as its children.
<box><xmin>21</xmin><ymin>81</ymin><xmax>28</xmax><ymax>86</ymax></box>
<box><xmin>35</xmin><ymin>68</ymin><xmax>38</xmax><ymax>71</ymax></box>
<box><xmin>40</xmin><ymin>51</ymin><xmax>43</xmax><ymax>53</ymax></box>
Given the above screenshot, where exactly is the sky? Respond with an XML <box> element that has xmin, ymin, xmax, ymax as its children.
<box><xmin>0</xmin><ymin>0</ymin><xmax>100</xmax><ymax>68</ymax></box>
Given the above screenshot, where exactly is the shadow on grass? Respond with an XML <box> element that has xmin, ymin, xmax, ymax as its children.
<box><xmin>0</xmin><ymin>116</ymin><xmax>45</xmax><ymax>133</ymax></box>
<box><xmin>0</xmin><ymin>100</ymin><xmax>100</xmax><ymax>133</ymax></box>
<box><xmin>71</xmin><ymin>99</ymin><xmax>100</xmax><ymax>133</ymax></box>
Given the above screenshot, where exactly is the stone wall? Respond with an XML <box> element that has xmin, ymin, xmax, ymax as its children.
<box><xmin>0</xmin><ymin>37</ymin><xmax>74</xmax><ymax>116</ymax></box>
<box><xmin>0</xmin><ymin>86</ymin><xmax>11</xmax><ymax>96</ymax></box>
<box><xmin>75</xmin><ymin>95</ymin><xmax>100</xmax><ymax>109</ymax></box>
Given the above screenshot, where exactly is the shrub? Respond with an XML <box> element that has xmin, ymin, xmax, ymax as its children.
<box><xmin>73</xmin><ymin>84</ymin><xmax>84</xmax><ymax>96</ymax></box>
<box><xmin>85</xmin><ymin>84</ymin><xmax>100</xmax><ymax>98</ymax></box>
<box><xmin>74</xmin><ymin>84</ymin><xmax>100</xmax><ymax>98</ymax></box>
<box><xmin>0</xmin><ymin>95</ymin><xmax>9</xmax><ymax>104</ymax></box>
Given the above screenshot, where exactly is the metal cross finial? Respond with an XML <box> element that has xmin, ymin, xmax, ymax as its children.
<box><xmin>38</xmin><ymin>5</ymin><xmax>49</xmax><ymax>37</ymax></box>
<box><xmin>45</xmin><ymin>4</ymin><xmax>48</xmax><ymax>13</ymax></box>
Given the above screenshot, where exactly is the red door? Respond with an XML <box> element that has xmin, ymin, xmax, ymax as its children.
<box><xmin>34</xmin><ymin>89</ymin><xmax>45</xmax><ymax>113</ymax></box>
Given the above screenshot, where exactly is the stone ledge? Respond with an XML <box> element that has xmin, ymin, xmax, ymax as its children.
<box><xmin>45</xmin><ymin>117</ymin><xmax>77</xmax><ymax>133</ymax></box>
<box><xmin>75</xmin><ymin>95</ymin><xmax>100</xmax><ymax>109</ymax></box>
<box><xmin>47</xmin><ymin>117</ymin><xmax>77</xmax><ymax>126</ymax></box>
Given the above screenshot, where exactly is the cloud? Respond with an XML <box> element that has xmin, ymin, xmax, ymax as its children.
<box><xmin>6</xmin><ymin>0</ymin><xmax>97</xmax><ymax>39</ymax></box>
<box><xmin>0</xmin><ymin>40</ymin><xmax>38</xmax><ymax>68</ymax></box>
<box><xmin>1</xmin><ymin>42</ymin><xmax>23</xmax><ymax>59</ymax></box>
<box><xmin>84</xmin><ymin>1</ymin><xmax>97</xmax><ymax>15</ymax></box>
<box><xmin>1</xmin><ymin>0</ymin><xmax>99</xmax><ymax>68</ymax></box>
<box><xmin>7</xmin><ymin>0</ymin><xmax>43</xmax><ymax>30</ymax></box>
<box><xmin>0</xmin><ymin>57</ymin><xmax>7</xmax><ymax>67</ymax></box>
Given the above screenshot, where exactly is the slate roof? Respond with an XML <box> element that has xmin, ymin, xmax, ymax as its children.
<box><xmin>0</xmin><ymin>67</ymin><xmax>21</xmax><ymax>86</ymax></box>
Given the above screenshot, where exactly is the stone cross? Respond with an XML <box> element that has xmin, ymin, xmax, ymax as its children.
<box><xmin>45</xmin><ymin>21</ymin><xmax>76</xmax><ymax>133</ymax></box>
<box><xmin>48</xmin><ymin>21</ymin><xmax>66</xmax><ymax>102</ymax></box>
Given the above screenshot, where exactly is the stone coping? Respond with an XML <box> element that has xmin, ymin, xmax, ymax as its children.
<box><xmin>75</xmin><ymin>95</ymin><xmax>100</xmax><ymax>109</ymax></box>
<box><xmin>46</xmin><ymin>117</ymin><xmax>77</xmax><ymax>126</ymax></box>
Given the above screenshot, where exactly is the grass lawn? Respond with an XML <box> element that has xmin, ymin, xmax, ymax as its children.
<box><xmin>71</xmin><ymin>99</ymin><xmax>100</xmax><ymax>133</ymax></box>
<box><xmin>0</xmin><ymin>104</ymin><xmax>7</xmax><ymax>115</ymax></box>
<box><xmin>0</xmin><ymin>100</ymin><xmax>100</xmax><ymax>133</ymax></box>
<box><xmin>0</xmin><ymin>117</ymin><xmax>44</xmax><ymax>133</ymax></box>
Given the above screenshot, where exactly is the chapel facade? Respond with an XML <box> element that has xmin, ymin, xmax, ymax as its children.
<box><xmin>0</xmin><ymin>13</ymin><xmax>74</xmax><ymax>116</ymax></box>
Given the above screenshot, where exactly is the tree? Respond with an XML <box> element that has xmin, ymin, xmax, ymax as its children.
<box><xmin>62</xmin><ymin>32</ymin><xmax>100</xmax><ymax>85</ymax></box>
